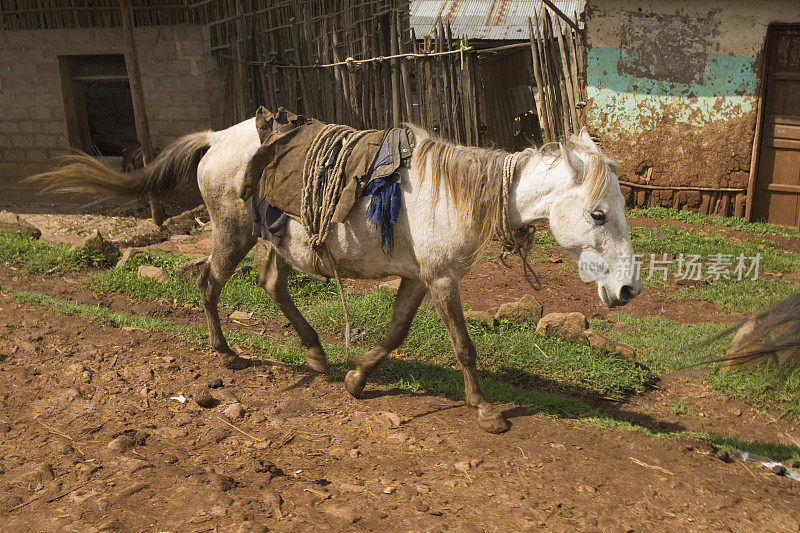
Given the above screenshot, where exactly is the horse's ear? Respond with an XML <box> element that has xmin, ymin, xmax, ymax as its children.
<box><xmin>559</xmin><ymin>143</ymin><xmax>584</xmax><ymax>182</ymax></box>
<box><xmin>578</xmin><ymin>127</ymin><xmax>599</xmax><ymax>151</ymax></box>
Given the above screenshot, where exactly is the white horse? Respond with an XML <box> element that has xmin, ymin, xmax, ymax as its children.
<box><xmin>32</xmin><ymin>116</ymin><xmax>641</xmax><ymax>433</ymax></box>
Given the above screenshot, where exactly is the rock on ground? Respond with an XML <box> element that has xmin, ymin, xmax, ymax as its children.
<box><xmin>584</xmin><ymin>328</ymin><xmax>637</xmax><ymax>361</ymax></box>
<box><xmin>495</xmin><ymin>294</ymin><xmax>543</xmax><ymax>325</ymax></box>
<box><xmin>536</xmin><ymin>312</ymin><xmax>589</xmax><ymax>344</ymax></box>
<box><xmin>174</xmin><ymin>256</ymin><xmax>208</xmax><ymax>282</ymax></box>
<box><xmin>137</xmin><ymin>265</ymin><xmax>170</xmax><ymax>283</ymax></box>
<box><xmin>0</xmin><ymin>211</ymin><xmax>41</xmax><ymax>239</ymax></box>
<box><xmin>464</xmin><ymin>309</ymin><xmax>495</xmax><ymax>328</ymax></box>
<box><xmin>72</xmin><ymin>229</ymin><xmax>120</xmax><ymax>264</ymax></box>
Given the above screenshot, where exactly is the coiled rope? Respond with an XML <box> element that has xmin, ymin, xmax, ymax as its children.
<box><xmin>300</xmin><ymin>123</ymin><xmax>373</xmax><ymax>359</ymax></box>
<box><xmin>497</xmin><ymin>152</ymin><xmax>541</xmax><ymax>291</ymax></box>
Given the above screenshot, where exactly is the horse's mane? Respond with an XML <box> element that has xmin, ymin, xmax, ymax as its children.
<box><xmin>407</xmin><ymin>124</ymin><xmax>617</xmax><ymax>247</ymax></box>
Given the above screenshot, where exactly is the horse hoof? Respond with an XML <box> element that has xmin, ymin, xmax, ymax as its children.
<box><xmin>305</xmin><ymin>346</ymin><xmax>329</xmax><ymax>374</ymax></box>
<box><xmin>478</xmin><ymin>415</ymin><xmax>510</xmax><ymax>434</ymax></box>
<box><xmin>344</xmin><ymin>370</ymin><xmax>366</xmax><ymax>398</ymax></box>
<box><xmin>222</xmin><ymin>354</ymin><xmax>250</xmax><ymax>370</ymax></box>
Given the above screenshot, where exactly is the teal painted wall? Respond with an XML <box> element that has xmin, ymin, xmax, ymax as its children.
<box><xmin>587</xmin><ymin>46</ymin><xmax>757</xmax><ymax>130</ymax></box>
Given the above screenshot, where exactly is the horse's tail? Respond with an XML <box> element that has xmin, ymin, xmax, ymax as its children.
<box><xmin>28</xmin><ymin>131</ymin><xmax>213</xmax><ymax>197</ymax></box>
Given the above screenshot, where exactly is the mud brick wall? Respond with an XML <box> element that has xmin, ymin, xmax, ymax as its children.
<box><xmin>584</xmin><ymin>0</ymin><xmax>800</xmax><ymax>215</ymax></box>
<box><xmin>0</xmin><ymin>25</ymin><xmax>225</xmax><ymax>187</ymax></box>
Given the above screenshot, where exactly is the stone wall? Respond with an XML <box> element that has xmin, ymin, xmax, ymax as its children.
<box><xmin>584</xmin><ymin>0</ymin><xmax>800</xmax><ymax>214</ymax></box>
<box><xmin>0</xmin><ymin>25</ymin><xmax>225</xmax><ymax>188</ymax></box>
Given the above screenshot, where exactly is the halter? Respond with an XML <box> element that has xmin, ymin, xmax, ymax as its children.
<box><xmin>497</xmin><ymin>152</ymin><xmax>541</xmax><ymax>291</ymax></box>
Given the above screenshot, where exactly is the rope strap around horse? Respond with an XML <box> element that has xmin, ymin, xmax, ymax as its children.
<box><xmin>498</xmin><ymin>152</ymin><xmax>541</xmax><ymax>291</ymax></box>
<box><xmin>300</xmin><ymin>124</ymin><xmax>372</xmax><ymax>360</ymax></box>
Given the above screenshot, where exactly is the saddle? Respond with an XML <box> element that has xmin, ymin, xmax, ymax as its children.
<box><xmin>242</xmin><ymin>107</ymin><xmax>415</xmax><ymax>250</ymax></box>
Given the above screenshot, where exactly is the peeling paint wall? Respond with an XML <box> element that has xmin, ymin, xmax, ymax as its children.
<box><xmin>584</xmin><ymin>0</ymin><xmax>800</xmax><ymax>213</ymax></box>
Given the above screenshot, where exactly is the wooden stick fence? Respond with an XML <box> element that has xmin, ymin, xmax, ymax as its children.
<box><xmin>528</xmin><ymin>7</ymin><xmax>585</xmax><ymax>142</ymax></box>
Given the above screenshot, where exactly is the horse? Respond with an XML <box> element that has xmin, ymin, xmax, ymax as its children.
<box><xmin>30</xmin><ymin>115</ymin><xmax>641</xmax><ymax>433</ymax></box>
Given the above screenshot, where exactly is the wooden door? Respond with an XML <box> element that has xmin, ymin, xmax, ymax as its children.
<box><xmin>753</xmin><ymin>25</ymin><xmax>800</xmax><ymax>229</ymax></box>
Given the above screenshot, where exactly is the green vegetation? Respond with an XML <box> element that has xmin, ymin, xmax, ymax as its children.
<box><xmin>628</xmin><ymin>224</ymin><xmax>800</xmax><ymax>274</ymax></box>
<box><xmin>667</xmin><ymin>400</ymin><xmax>693</xmax><ymax>417</ymax></box>
<box><xmin>602</xmin><ymin>312</ymin><xmax>800</xmax><ymax>422</ymax></box>
<box><xmin>85</xmin><ymin>249</ymin><xmax>653</xmax><ymax>400</ymax></box>
<box><xmin>628</xmin><ymin>206</ymin><xmax>800</xmax><ymax>239</ymax></box>
<box><xmin>673</xmin><ymin>277</ymin><xmax>800</xmax><ymax>314</ymax></box>
<box><xmin>0</xmin><ymin>231</ymin><xmax>112</xmax><ymax>274</ymax></box>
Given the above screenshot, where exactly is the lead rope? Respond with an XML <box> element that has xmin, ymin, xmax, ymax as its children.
<box><xmin>498</xmin><ymin>152</ymin><xmax>542</xmax><ymax>291</ymax></box>
<box><xmin>301</xmin><ymin>124</ymin><xmax>372</xmax><ymax>360</ymax></box>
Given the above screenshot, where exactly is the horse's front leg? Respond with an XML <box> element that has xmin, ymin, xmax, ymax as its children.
<box><xmin>428</xmin><ymin>277</ymin><xmax>510</xmax><ymax>434</ymax></box>
<box><xmin>344</xmin><ymin>277</ymin><xmax>428</xmax><ymax>397</ymax></box>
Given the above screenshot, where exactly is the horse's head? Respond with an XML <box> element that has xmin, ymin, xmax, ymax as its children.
<box><xmin>516</xmin><ymin>128</ymin><xmax>640</xmax><ymax>308</ymax></box>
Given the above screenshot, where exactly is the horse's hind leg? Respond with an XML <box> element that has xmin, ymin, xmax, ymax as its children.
<box><xmin>427</xmin><ymin>277</ymin><xmax>510</xmax><ymax>434</ymax></box>
<box><xmin>198</xmin><ymin>218</ymin><xmax>256</xmax><ymax>368</ymax></box>
<box><xmin>255</xmin><ymin>243</ymin><xmax>328</xmax><ymax>373</ymax></box>
<box><xmin>344</xmin><ymin>277</ymin><xmax>428</xmax><ymax>397</ymax></box>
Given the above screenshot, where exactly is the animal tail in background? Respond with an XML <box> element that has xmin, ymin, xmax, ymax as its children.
<box><xmin>721</xmin><ymin>293</ymin><xmax>800</xmax><ymax>369</ymax></box>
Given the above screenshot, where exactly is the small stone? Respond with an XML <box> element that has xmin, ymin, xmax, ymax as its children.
<box><xmin>163</xmin><ymin>454</ymin><xmax>179</xmax><ymax>465</ymax></box>
<box><xmin>0</xmin><ymin>210</ymin><xmax>41</xmax><ymax>239</ymax></box>
<box><xmin>495</xmin><ymin>295</ymin><xmax>544</xmax><ymax>325</ymax></box>
<box><xmin>464</xmin><ymin>309</ymin><xmax>495</xmax><ymax>328</ymax></box>
<box><xmin>536</xmin><ymin>312</ymin><xmax>589</xmax><ymax>344</ymax></box>
<box><xmin>71</xmin><ymin>229</ymin><xmax>119</xmax><ymax>264</ymax></box>
<box><xmin>348</xmin><ymin>448</ymin><xmax>360</xmax><ymax>458</ymax></box>
<box><xmin>378</xmin><ymin>277</ymin><xmax>402</xmax><ymax>292</ymax></box>
<box><xmin>382</xmin><ymin>485</ymin><xmax>396</xmax><ymax>494</ymax></box>
<box><xmin>174</xmin><ymin>256</ymin><xmax>208</xmax><ymax>282</ymax></box>
<box><xmin>194</xmin><ymin>384</ymin><xmax>216</xmax><ymax>408</ymax></box>
<box><xmin>116</xmin><ymin>248</ymin><xmax>143</xmax><ymax>268</ymax></box>
<box><xmin>229</xmin><ymin>310</ymin><xmax>254</xmax><ymax>321</ymax></box>
<box><xmin>137</xmin><ymin>265</ymin><xmax>170</xmax><ymax>283</ymax></box>
<box><xmin>413</xmin><ymin>500</ymin><xmax>430</xmax><ymax>512</ymax></box>
<box><xmin>224</xmin><ymin>402</ymin><xmax>245</xmax><ymax>419</ymax></box>
<box><xmin>208</xmin><ymin>379</ymin><xmax>223</xmax><ymax>389</ymax></box>
<box><xmin>209</xmin><ymin>427</ymin><xmax>231</xmax><ymax>444</ymax></box>
<box><xmin>584</xmin><ymin>329</ymin><xmax>637</xmax><ymax>361</ymax></box>
<box><xmin>717</xmin><ymin>450</ymin><xmax>733</xmax><ymax>463</ymax></box>
<box><xmin>733</xmin><ymin>409</ymin><xmax>742</xmax><ymax>417</ymax></box>
<box><xmin>329</xmin><ymin>447</ymin><xmax>347</xmax><ymax>459</ymax></box>
<box><xmin>208</xmin><ymin>472</ymin><xmax>235</xmax><ymax>492</ymax></box>
<box><xmin>107</xmin><ymin>434</ymin><xmax>137</xmax><ymax>454</ymax></box>
<box><xmin>321</xmin><ymin>503</ymin><xmax>360</xmax><ymax>524</ymax></box>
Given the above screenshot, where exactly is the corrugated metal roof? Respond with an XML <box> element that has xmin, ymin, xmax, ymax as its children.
<box><xmin>410</xmin><ymin>0</ymin><xmax>585</xmax><ymax>41</ymax></box>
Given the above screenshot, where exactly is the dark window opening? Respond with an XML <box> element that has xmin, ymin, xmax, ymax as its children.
<box><xmin>58</xmin><ymin>54</ymin><xmax>138</xmax><ymax>156</ymax></box>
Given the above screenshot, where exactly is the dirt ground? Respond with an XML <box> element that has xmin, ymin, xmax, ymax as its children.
<box><xmin>2</xmin><ymin>198</ymin><xmax>800</xmax><ymax>532</ymax></box>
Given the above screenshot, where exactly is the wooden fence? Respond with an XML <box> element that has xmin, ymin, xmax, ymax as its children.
<box><xmin>208</xmin><ymin>2</ymin><xmax>480</xmax><ymax>145</ymax></box>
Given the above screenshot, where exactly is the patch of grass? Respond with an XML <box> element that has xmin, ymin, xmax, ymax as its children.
<box><xmin>667</xmin><ymin>400</ymin><xmax>694</xmax><ymax>417</ymax></box>
<box><xmin>708</xmin><ymin>366</ymin><xmax>800</xmax><ymax>423</ymax></box>
<box><xmin>88</xmin><ymin>252</ymin><xmax>655</xmax><ymax>400</ymax></box>
<box><xmin>601</xmin><ymin>312</ymin><xmax>800</xmax><ymax>422</ymax></box>
<box><xmin>307</xmin><ymin>289</ymin><xmax>655</xmax><ymax>399</ymax></box>
<box><xmin>595</xmin><ymin>312</ymin><xmax>729</xmax><ymax>372</ymax></box>
<box><xmin>0</xmin><ymin>231</ymin><xmax>112</xmax><ymax>274</ymax></box>
<box><xmin>673</xmin><ymin>277</ymin><xmax>800</xmax><ymax>314</ymax></box>
<box><xmin>628</xmin><ymin>206</ymin><xmax>800</xmax><ymax>239</ymax></box>
<box><xmin>629</xmin><ymin>224</ymin><xmax>800</xmax><ymax>274</ymax></box>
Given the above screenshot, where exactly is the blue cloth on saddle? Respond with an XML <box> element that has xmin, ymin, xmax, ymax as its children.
<box><xmin>363</xmin><ymin>132</ymin><xmax>406</xmax><ymax>252</ymax></box>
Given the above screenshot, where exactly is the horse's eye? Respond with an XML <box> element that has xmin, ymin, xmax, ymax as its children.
<box><xmin>590</xmin><ymin>210</ymin><xmax>606</xmax><ymax>224</ymax></box>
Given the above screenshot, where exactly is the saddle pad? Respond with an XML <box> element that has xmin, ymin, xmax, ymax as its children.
<box><xmin>244</xmin><ymin>107</ymin><xmax>415</xmax><ymax>248</ymax></box>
